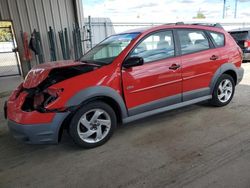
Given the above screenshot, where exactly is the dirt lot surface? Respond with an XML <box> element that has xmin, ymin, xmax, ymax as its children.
<box><xmin>0</xmin><ymin>64</ymin><xmax>250</xmax><ymax>188</ymax></box>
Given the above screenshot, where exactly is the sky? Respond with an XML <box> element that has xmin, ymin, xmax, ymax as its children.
<box><xmin>83</xmin><ymin>0</ymin><xmax>250</xmax><ymax>22</ymax></box>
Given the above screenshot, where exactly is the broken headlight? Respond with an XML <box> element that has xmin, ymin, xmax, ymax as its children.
<box><xmin>22</xmin><ymin>88</ymin><xmax>63</xmax><ymax>112</ymax></box>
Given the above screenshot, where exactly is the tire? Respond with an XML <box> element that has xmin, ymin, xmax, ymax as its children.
<box><xmin>69</xmin><ymin>101</ymin><xmax>117</xmax><ymax>148</ymax></box>
<box><xmin>209</xmin><ymin>74</ymin><xmax>235</xmax><ymax>107</ymax></box>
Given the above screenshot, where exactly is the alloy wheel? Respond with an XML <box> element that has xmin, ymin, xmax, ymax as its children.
<box><xmin>217</xmin><ymin>79</ymin><xmax>233</xmax><ymax>103</ymax></box>
<box><xmin>77</xmin><ymin>109</ymin><xmax>111</xmax><ymax>143</ymax></box>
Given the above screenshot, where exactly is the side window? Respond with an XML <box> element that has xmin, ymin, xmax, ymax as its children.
<box><xmin>177</xmin><ymin>30</ymin><xmax>210</xmax><ymax>55</ymax></box>
<box><xmin>130</xmin><ymin>30</ymin><xmax>175</xmax><ymax>63</ymax></box>
<box><xmin>209</xmin><ymin>32</ymin><xmax>225</xmax><ymax>47</ymax></box>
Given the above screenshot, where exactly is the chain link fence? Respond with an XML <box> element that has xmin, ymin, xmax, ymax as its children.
<box><xmin>0</xmin><ymin>24</ymin><xmax>20</xmax><ymax>77</ymax></box>
<box><xmin>0</xmin><ymin>51</ymin><xmax>20</xmax><ymax>76</ymax></box>
<box><xmin>85</xmin><ymin>21</ymin><xmax>250</xmax><ymax>50</ymax></box>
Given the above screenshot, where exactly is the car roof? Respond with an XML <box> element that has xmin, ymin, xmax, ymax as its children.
<box><xmin>118</xmin><ymin>23</ymin><xmax>225</xmax><ymax>35</ymax></box>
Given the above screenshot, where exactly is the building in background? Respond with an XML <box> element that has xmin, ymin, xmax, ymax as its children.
<box><xmin>0</xmin><ymin>0</ymin><xmax>84</xmax><ymax>76</ymax></box>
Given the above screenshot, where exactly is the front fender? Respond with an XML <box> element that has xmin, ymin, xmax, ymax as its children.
<box><xmin>66</xmin><ymin>86</ymin><xmax>128</xmax><ymax>119</ymax></box>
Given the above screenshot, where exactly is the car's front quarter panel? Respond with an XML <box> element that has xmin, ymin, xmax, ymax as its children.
<box><xmin>43</xmin><ymin>64</ymin><xmax>122</xmax><ymax>110</ymax></box>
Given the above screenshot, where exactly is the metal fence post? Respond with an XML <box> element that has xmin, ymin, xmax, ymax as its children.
<box><xmin>88</xmin><ymin>16</ymin><xmax>93</xmax><ymax>49</ymax></box>
<box><xmin>104</xmin><ymin>21</ymin><xmax>108</xmax><ymax>38</ymax></box>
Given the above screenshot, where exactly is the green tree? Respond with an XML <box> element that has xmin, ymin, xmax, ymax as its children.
<box><xmin>193</xmin><ymin>10</ymin><xmax>206</xmax><ymax>19</ymax></box>
<box><xmin>0</xmin><ymin>21</ymin><xmax>12</xmax><ymax>42</ymax></box>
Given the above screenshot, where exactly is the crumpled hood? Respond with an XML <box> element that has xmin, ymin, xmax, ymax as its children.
<box><xmin>23</xmin><ymin>60</ymin><xmax>94</xmax><ymax>89</ymax></box>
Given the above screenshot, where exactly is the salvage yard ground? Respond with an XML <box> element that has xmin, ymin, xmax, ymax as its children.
<box><xmin>0</xmin><ymin>64</ymin><xmax>250</xmax><ymax>188</ymax></box>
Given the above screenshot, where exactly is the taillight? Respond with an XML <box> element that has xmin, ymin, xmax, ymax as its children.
<box><xmin>244</xmin><ymin>40</ymin><xmax>250</xmax><ymax>48</ymax></box>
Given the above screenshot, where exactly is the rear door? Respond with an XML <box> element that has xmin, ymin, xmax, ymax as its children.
<box><xmin>122</xmin><ymin>30</ymin><xmax>182</xmax><ymax>115</ymax></box>
<box><xmin>176</xmin><ymin>29</ymin><xmax>221</xmax><ymax>101</ymax></box>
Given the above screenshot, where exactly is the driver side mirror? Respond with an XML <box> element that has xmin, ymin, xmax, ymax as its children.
<box><xmin>123</xmin><ymin>57</ymin><xmax>144</xmax><ymax>69</ymax></box>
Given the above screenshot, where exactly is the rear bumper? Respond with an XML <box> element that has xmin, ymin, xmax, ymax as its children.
<box><xmin>243</xmin><ymin>52</ymin><xmax>250</xmax><ymax>61</ymax></box>
<box><xmin>236</xmin><ymin>67</ymin><xmax>244</xmax><ymax>84</ymax></box>
<box><xmin>7</xmin><ymin>112</ymin><xmax>69</xmax><ymax>144</ymax></box>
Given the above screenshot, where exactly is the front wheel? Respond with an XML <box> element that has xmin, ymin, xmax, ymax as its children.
<box><xmin>69</xmin><ymin>101</ymin><xmax>117</xmax><ymax>148</ymax></box>
<box><xmin>209</xmin><ymin>74</ymin><xmax>235</xmax><ymax>107</ymax></box>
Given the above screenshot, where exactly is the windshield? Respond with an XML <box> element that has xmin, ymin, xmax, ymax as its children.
<box><xmin>80</xmin><ymin>33</ymin><xmax>140</xmax><ymax>65</ymax></box>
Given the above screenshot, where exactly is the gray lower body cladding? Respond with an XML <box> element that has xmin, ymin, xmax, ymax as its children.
<box><xmin>237</xmin><ymin>67</ymin><xmax>244</xmax><ymax>84</ymax></box>
<box><xmin>7</xmin><ymin>112</ymin><xmax>69</xmax><ymax>144</ymax></box>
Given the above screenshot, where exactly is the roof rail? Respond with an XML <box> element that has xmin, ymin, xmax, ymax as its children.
<box><xmin>176</xmin><ymin>22</ymin><xmax>184</xmax><ymax>25</ymax></box>
<box><xmin>164</xmin><ymin>22</ymin><xmax>184</xmax><ymax>25</ymax></box>
<box><xmin>171</xmin><ymin>22</ymin><xmax>224</xmax><ymax>29</ymax></box>
<box><xmin>191</xmin><ymin>23</ymin><xmax>223</xmax><ymax>29</ymax></box>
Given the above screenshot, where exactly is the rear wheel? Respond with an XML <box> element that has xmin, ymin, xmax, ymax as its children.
<box><xmin>69</xmin><ymin>101</ymin><xmax>117</xmax><ymax>148</ymax></box>
<box><xmin>209</xmin><ymin>74</ymin><xmax>235</xmax><ymax>107</ymax></box>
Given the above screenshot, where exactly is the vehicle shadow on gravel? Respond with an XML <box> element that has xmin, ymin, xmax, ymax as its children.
<box><xmin>117</xmin><ymin>83</ymin><xmax>250</xmax><ymax>137</ymax></box>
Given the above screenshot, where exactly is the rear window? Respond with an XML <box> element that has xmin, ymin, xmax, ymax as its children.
<box><xmin>229</xmin><ymin>31</ymin><xmax>249</xmax><ymax>41</ymax></box>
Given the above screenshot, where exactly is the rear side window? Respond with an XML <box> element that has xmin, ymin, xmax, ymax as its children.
<box><xmin>177</xmin><ymin>30</ymin><xmax>210</xmax><ymax>55</ymax></box>
<box><xmin>209</xmin><ymin>32</ymin><xmax>225</xmax><ymax>47</ymax></box>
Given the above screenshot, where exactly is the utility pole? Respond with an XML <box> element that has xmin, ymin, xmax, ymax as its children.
<box><xmin>234</xmin><ymin>0</ymin><xmax>238</xmax><ymax>18</ymax></box>
<box><xmin>223</xmin><ymin>0</ymin><xmax>226</xmax><ymax>18</ymax></box>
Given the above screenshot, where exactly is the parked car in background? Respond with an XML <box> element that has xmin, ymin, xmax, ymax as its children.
<box><xmin>229</xmin><ymin>28</ymin><xmax>250</xmax><ymax>62</ymax></box>
<box><xmin>5</xmin><ymin>23</ymin><xmax>244</xmax><ymax>148</ymax></box>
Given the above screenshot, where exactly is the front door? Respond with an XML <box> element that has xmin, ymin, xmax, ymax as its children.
<box><xmin>122</xmin><ymin>30</ymin><xmax>182</xmax><ymax>116</ymax></box>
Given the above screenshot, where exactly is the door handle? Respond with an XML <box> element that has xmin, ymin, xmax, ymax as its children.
<box><xmin>210</xmin><ymin>55</ymin><xmax>219</xmax><ymax>60</ymax></box>
<box><xmin>169</xmin><ymin>64</ymin><xmax>181</xmax><ymax>70</ymax></box>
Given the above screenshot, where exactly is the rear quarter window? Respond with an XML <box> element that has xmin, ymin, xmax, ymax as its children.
<box><xmin>208</xmin><ymin>31</ymin><xmax>225</xmax><ymax>47</ymax></box>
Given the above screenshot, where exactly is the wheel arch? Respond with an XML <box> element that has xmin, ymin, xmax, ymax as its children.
<box><xmin>78</xmin><ymin>96</ymin><xmax>124</xmax><ymax>124</ymax></box>
<box><xmin>65</xmin><ymin>86</ymin><xmax>128</xmax><ymax>118</ymax></box>
<box><xmin>223</xmin><ymin>70</ymin><xmax>237</xmax><ymax>84</ymax></box>
<box><xmin>57</xmin><ymin>86</ymin><xmax>128</xmax><ymax>141</ymax></box>
<box><xmin>210</xmin><ymin>63</ymin><xmax>238</xmax><ymax>93</ymax></box>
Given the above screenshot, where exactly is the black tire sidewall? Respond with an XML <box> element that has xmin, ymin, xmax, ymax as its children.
<box><xmin>69</xmin><ymin>101</ymin><xmax>117</xmax><ymax>148</ymax></box>
<box><xmin>212</xmin><ymin>74</ymin><xmax>235</xmax><ymax>107</ymax></box>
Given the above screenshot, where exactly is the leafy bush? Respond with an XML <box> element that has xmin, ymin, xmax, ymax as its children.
<box><xmin>0</xmin><ymin>28</ymin><xmax>12</xmax><ymax>42</ymax></box>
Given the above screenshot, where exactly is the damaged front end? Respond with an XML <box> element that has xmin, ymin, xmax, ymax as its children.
<box><xmin>21</xmin><ymin>87</ymin><xmax>66</xmax><ymax>113</ymax></box>
<box><xmin>18</xmin><ymin>63</ymin><xmax>98</xmax><ymax>114</ymax></box>
<box><xmin>6</xmin><ymin>61</ymin><xmax>101</xmax><ymax>143</ymax></box>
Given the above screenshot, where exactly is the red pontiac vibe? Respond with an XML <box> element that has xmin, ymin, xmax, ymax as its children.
<box><xmin>5</xmin><ymin>23</ymin><xmax>244</xmax><ymax>148</ymax></box>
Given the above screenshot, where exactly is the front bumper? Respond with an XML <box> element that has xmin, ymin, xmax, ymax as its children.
<box><xmin>7</xmin><ymin>112</ymin><xmax>69</xmax><ymax>144</ymax></box>
<box><xmin>5</xmin><ymin>82</ymin><xmax>71</xmax><ymax>144</ymax></box>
